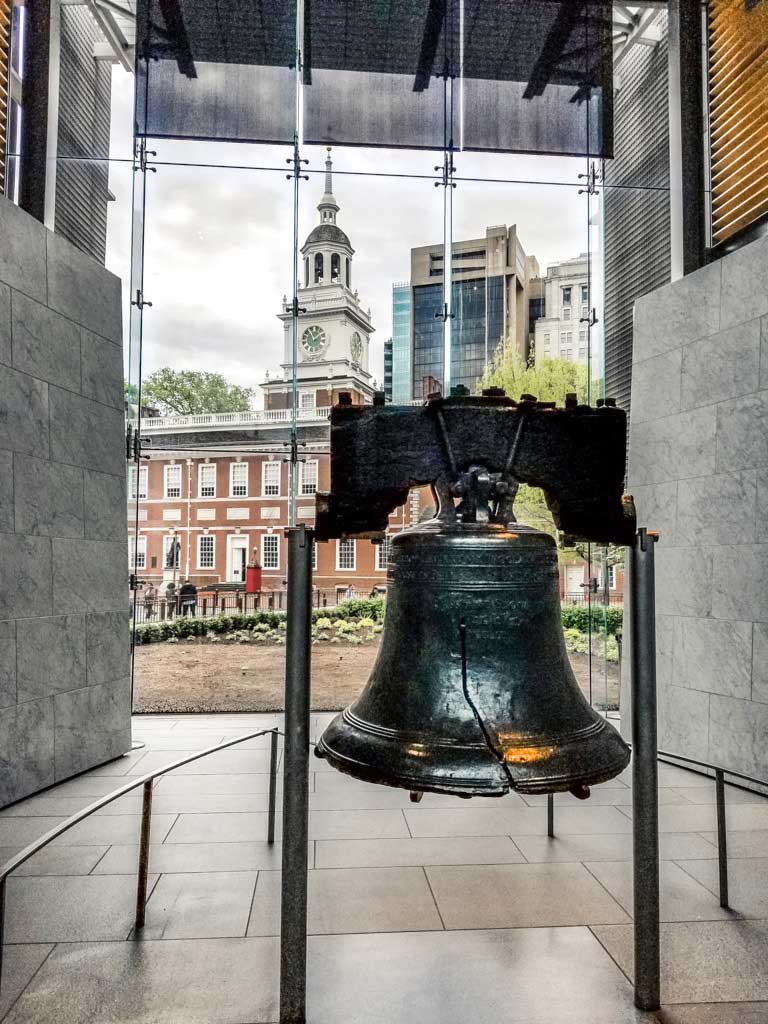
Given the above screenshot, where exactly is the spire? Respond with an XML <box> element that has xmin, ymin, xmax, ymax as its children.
<box><xmin>318</xmin><ymin>146</ymin><xmax>339</xmax><ymax>224</ymax></box>
<box><xmin>325</xmin><ymin>147</ymin><xmax>333</xmax><ymax>195</ymax></box>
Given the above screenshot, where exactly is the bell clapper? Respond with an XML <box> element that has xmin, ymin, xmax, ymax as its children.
<box><xmin>570</xmin><ymin>783</ymin><xmax>591</xmax><ymax>800</ymax></box>
<box><xmin>409</xmin><ymin>791</ymin><xmax>424</xmax><ymax>803</ymax></box>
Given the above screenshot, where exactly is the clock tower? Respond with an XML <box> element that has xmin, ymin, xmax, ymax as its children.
<box><xmin>262</xmin><ymin>149</ymin><xmax>375</xmax><ymax>411</ymax></box>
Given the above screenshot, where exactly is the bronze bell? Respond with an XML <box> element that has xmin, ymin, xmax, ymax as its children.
<box><xmin>316</xmin><ymin>516</ymin><xmax>630</xmax><ymax>797</ymax></box>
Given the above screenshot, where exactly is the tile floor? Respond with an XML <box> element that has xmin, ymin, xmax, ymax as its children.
<box><xmin>0</xmin><ymin>712</ymin><xmax>767</xmax><ymax>1023</ymax></box>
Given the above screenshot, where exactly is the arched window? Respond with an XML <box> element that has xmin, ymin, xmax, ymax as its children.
<box><xmin>314</xmin><ymin>253</ymin><xmax>323</xmax><ymax>283</ymax></box>
<box><xmin>331</xmin><ymin>253</ymin><xmax>340</xmax><ymax>282</ymax></box>
<box><xmin>345</xmin><ymin>258</ymin><xmax>350</xmax><ymax>287</ymax></box>
<box><xmin>304</xmin><ymin>257</ymin><xmax>309</xmax><ymax>286</ymax></box>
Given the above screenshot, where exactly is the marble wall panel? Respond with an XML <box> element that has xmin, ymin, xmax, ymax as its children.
<box><xmin>16</xmin><ymin>616</ymin><xmax>87</xmax><ymax>703</ymax></box>
<box><xmin>681</xmin><ymin>320</ymin><xmax>762</xmax><ymax>412</ymax></box>
<box><xmin>0</xmin><ymin>281</ymin><xmax>11</xmax><ymax>366</ymax></box>
<box><xmin>655</xmin><ymin>546</ymin><xmax>713</xmax><ymax>618</ymax></box>
<box><xmin>13</xmin><ymin>454</ymin><xmax>85</xmax><ymax>539</ymax></box>
<box><xmin>708</xmin><ymin>694</ymin><xmax>768</xmax><ymax>778</ymax></box>
<box><xmin>0</xmin><ymin>699</ymin><xmax>55</xmax><ymax>805</ymax></box>
<box><xmin>711</xmin><ymin>544</ymin><xmax>768</xmax><ymax>623</ymax></box>
<box><xmin>0</xmin><ymin>534</ymin><xmax>53</xmax><ymax>620</ymax></box>
<box><xmin>0</xmin><ymin>621</ymin><xmax>16</xmax><ymax>710</ymax></box>
<box><xmin>715</xmin><ymin>391</ymin><xmax>768</xmax><ymax>474</ymax></box>
<box><xmin>45</xmin><ymin>232</ymin><xmax>122</xmax><ymax>344</ymax></box>
<box><xmin>52</xmin><ymin>539</ymin><xmax>128</xmax><ymax>613</ymax></box>
<box><xmin>11</xmin><ymin>292</ymin><xmax>82</xmax><ymax>393</ymax></box>
<box><xmin>49</xmin><ymin>387</ymin><xmax>125</xmax><ymax>476</ymax></box>
<box><xmin>630</xmin><ymin>482</ymin><xmax>679</xmax><ymax>547</ymax></box>
<box><xmin>632</xmin><ymin>259</ymin><xmax>721</xmax><ymax>362</ymax></box>
<box><xmin>719</xmin><ymin>232</ymin><xmax>768</xmax><ymax>330</ymax></box>
<box><xmin>676</xmin><ymin>471</ymin><xmax>757</xmax><ymax>547</ymax></box>
<box><xmin>628</xmin><ymin>405</ymin><xmax>717</xmax><ymax>486</ymax></box>
<box><xmin>674</xmin><ymin>617</ymin><xmax>752</xmax><ymax>700</ymax></box>
<box><xmin>0</xmin><ymin>450</ymin><xmax>13</xmax><ymax>533</ymax></box>
<box><xmin>84</xmin><ymin>470</ymin><xmax>127</xmax><ymax>542</ymax></box>
<box><xmin>80</xmin><ymin>330</ymin><xmax>123</xmax><ymax>410</ymax></box>
<box><xmin>629</xmin><ymin>349</ymin><xmax>682</xmax><ymax>426</ymax></box>
<box><xmin>0</xmin><ymin>198</ymin><xmax>47</xmax><ymax>304</ymax></box>
<box><xmin>53</xmin><ymin>681</ymin><xmax>131</xmax><ymax>779</ymax></box>
<box><xmin>86</xmin><ymin>612</ymin><xmax>130</xmax><ymax>687</ymax></box>
<box><xmin>0</xmin><ymin>369</ymin><xmax>49</xmax><ymax>458</ymax></box>
<box><xmin>760</xmin><ymin>316</ymin><xmax>768</xmax><ymax>391</ymax></box>
<box><xmin>752</xmin><ymin>624</ymin><xmax>768</xmax><ymax>706</ymax></box>
<box><xmin>657</xmin><ymin>684</ymin><xmax>710</xmax><ymax>763</ymax></box>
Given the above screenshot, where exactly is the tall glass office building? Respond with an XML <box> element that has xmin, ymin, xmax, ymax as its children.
<box><xmin>390</xmin><ymin>282</ymin><xmax>411</xmax><ymax>402</ymax></box>
<box><xmin>409</xmin><ymin>226</ymin><xmax>538</xmax><ymax>399</ymax></box>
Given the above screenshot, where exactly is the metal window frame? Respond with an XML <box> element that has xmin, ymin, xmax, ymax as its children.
<box><xmin>230</xmin><ymin>461</ymin><xmax>249</xmax><ymax>498</ymax></box>
<box><xmin>197</xmin><ymin>533</ymin><xmax>215</xmax><ymax>570</ymax></box>
<box><xmin>262</xmin><ymin>460</ymin><xmax>281</xmax><ymax>497</ymax></box>
<box><xmin>262</xmin><ymin>532</ymin><xmax>280</xmax><ymax>570</ymax></box>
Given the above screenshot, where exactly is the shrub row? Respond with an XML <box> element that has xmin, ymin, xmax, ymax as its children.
<box><xmin>133</xmin><ymin>596</ymin><xmax>387</xmax><ymax>646</ymax></box>
<box><xmin>560</xmin><ymin>605</ymin><xmax>623</xmax><ymax>636</ymax></box>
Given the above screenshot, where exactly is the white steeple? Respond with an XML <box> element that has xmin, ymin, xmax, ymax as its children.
<box><xmin>318</xmin><ymin>148</ymin><xmax>339</xmax><ymax>225</ymax></box>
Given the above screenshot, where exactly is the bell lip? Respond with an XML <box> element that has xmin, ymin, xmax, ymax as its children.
<box><xmin>396</xmin><ymin>519</ymin><xmax>556</xmax><ymax>545</ymax></box>
<box><xmin>315</xmin><ymin>736</ymin><xmax>511</xmax><ymax>797</ymax></box>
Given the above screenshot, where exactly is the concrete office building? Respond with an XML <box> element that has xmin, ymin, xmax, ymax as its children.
<box><xmin>409</xmin><ymin>226</ymin><xmax>539</xmax><ymax>399</ymax></box>
<box><xmin>532</xmin><ymin>253</ymin><xmax>592</xmax><ymax>366</ymax></box>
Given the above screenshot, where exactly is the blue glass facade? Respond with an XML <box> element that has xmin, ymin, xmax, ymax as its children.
<box><xmin>391</xmin><ymin>283</ymin><xmax>411</xmax><ymax>403</ymax></box>
<box><xmin>411</xmin><ymin>275</ymin><xmax>506</xmax><ymax>398</ymax></box>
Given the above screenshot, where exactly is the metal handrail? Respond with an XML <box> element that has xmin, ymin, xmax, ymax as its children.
<box><xmin>0</xmin><ymin>726</ymin><xmax>281</xmax><ymax>993</ymax></box>
<box><xmin>546</xmin><ymin>745</ymin><xmax>768</xmax><ymax>910</ymax></box>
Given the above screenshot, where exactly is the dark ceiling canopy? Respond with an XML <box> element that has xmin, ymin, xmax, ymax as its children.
<box><xmin>136</xmin><ymin>0</ymin><xmax>613</xmax><ymax>157</ymax></box>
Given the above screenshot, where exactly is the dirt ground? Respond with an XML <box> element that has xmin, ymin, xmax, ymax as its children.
<box><xmin>134</xmin><ymin>638</ymin><xmax>620</xmax><ymax>713</ymax></box>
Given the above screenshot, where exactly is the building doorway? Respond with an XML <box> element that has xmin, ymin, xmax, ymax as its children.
<box><xmin>227</xmin><ymin>535</ymin><xmax>248</xmax><ymax>584</ymax></box>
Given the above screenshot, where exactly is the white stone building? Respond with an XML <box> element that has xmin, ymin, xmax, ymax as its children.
<box><xmin>532</xmin><ymin>253</ymin><xmax>593</xmax><ymax>367</ymax></box>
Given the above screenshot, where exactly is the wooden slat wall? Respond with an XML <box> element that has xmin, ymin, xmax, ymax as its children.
<box><xmin>0</xmin><ymin>0</ymin><xmax>11</xmax><ymax>195</ymax></box>
<box><xmin>708</xmin><ymin>0</ymin><xmax>768</xmax><ymax>246</ymax></box>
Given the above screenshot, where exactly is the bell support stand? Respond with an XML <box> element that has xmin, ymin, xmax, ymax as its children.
<box><xmin>280</xmin><ymin>525</ymin><xmax>313</xmax><ymax>1024</ymax></box>
<box><xmin>629</xmin><ymin>527</ymin><xmax>661</xmax><ymax>1011</ymax></box>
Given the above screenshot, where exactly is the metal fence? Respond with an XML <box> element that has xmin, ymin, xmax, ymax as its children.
<box><xmin>561</xmin><ymin>594</ymin><xmax>624</xmax><ymax>607</ymax></box>
<box><xmin>131</xmin><ymin>588</ymin><xmax>376</xmax><ymax>623</ymax></box>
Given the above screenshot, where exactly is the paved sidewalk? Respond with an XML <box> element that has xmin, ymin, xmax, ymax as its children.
<box><xmin>1</xmin><ymin>713</ymin><xmax>767</xmax><ymax>1023</ymax></box>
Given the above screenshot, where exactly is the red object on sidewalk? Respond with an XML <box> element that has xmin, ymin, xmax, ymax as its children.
<box><xmin>246</xmin><ymin>564</ymin><xmax>262</xmax><ymax>594</ymax></box>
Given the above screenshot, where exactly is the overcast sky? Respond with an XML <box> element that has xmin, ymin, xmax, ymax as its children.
<box><xmin>106</xmin><ymin>66</ymin><xmax>601</xmax><ymax>406</ymax></box>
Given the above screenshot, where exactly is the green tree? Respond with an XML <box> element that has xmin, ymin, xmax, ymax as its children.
<box><xmin>479</xmin><ymin>351</ymin><xmax>620</xmax><ymax>570</ymax></box>
<box><xmin>138</xmin><ymin>369</ymin><xmax>255</xmax><ymax>416</ymax></box>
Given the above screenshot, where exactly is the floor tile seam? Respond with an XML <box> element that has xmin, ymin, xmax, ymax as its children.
<box><xmin>159</xmin><ymin>813</ymin><xmax>181</xmax><ymax>844</ymax></box>
<box><xmin>417</xmin><ymin>865</ymin><xmax>447</xmax><ymax>930</ymax></box>
<box><xmin>243</xmin><ymin>869</ymin><xmax>260</xmax><ymax>937</ymax></box>
<box><xmin>0</xmin><ymin>941</ymin><xmax>56</xmax><ymax>1024</ymax></box>
<box><xmin>670</xmin><ymin>857</ymin><xmax>731</xmax><ymax>907</ymax></box>
<box><xmin>124</xmin><ymin>873</ymin><xmax>163</xmax><ymax>941</ymax></box>
<box><xmin>579</xmin><ymin>861</ymin><xmax>635</xmax><ymax>923</ymax></box>
<box><xmin>401</xmin><ymin>809</ymin><xmax>413</xmax><ymax>838</ymax></box>
<box><xmin>586</xmin><ymin>924</ymin><xmax>634</xmax><ymax>988</ymax></box>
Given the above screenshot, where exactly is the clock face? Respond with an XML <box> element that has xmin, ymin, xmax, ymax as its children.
<box><xmin>301</xmin><ymin>325</ymin><xmax>327</xmax><ymax>360</ymax></box>
<box><xmin>350</xmin><ymin>331</ymin><xmax>363</xmax><ymax>362</ymax></box>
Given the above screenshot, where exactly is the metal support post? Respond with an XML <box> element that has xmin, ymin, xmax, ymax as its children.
<box><xmin>715</xmin><ymin>768</ymin><xmax>729</xmax><ymax>909</ymax></box>
<box><xmin>268</xmin><ymin>728</ymin><xmax>279</xmax><ymax>845</ymax></box>
<box><xmin>629</xmin><ymin>528</ymin><xmax>660</xmax><ymax>1011</ymax></box>
<box><xmin>279</xmin><ymin>526</ymin><xmax>313</xmax><ymax>1024</ymax></box>
<box><xmin>547</xmin><ymin>793</ymin><xmax>555</xmax><ymax>838</ymax></box>
<box><xmin>135</xmin><ymin>780</ymin><xmax>153</xmax><ymax>929</ymax></box>
<box><xmin>0</xmin><ymin>876</ymin><xmax>5</xmax><ymax>995</ymax></box>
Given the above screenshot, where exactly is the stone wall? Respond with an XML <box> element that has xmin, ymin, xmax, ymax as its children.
<box><xmin>0</xmin><ymin>196</ymin><xmax>130</xmax><ymax>806</ymax></box>
<box><xmin>623</xmin><ymin>231</ymin><xmax>768</xmax><ymax>782</ymax></box>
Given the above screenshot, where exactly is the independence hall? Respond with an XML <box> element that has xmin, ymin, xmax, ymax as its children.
<box><xmin>129</xmin><ymin>154</ymin><xmax>416</xmax><ymax>603</ymax></box>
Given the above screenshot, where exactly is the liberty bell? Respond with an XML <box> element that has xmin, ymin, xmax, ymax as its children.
<box><xmin>314</xmin><ymin>390</ymin><xmax>636</xmax><ymax>797</ymax></box>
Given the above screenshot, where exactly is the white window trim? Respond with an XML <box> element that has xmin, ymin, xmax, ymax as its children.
<box><xmin>164</xmin><ymin>464</ymin><xmax>182</xmax><ymax>499</ymax></box>
<box><xmin>197</xmin><ymin>534</ymin><xmax>215</xmax><ymax>570</ymax></box>
<box><xmin>311</xmin><ymin>540</ymin><xmax>317</xmax><ymax>571</ymax></box>
<box><xmin>300</xmin><ymin>391</ymin><xmax>316</xmax><ymax>410</ymax></box>
<box><xmin>230</xmin><ymin>462</ymin><xmax>248</xmax><ymax>498</ymax></box>
<box><xmin>376</xmin><ymin>536</ymin><xmax>391</xmax><ymax>572</ymax></box>
<box><xmin>129</xmin><ymin>465</ymin><xmax>148</xmax><ymax>500</ymax></box>
<box><xmin>198</xmin><ymin>464</ymin><xmax>217</xmax><ymax>498</ymax></box>
<box><xmin>299</xmin><ymin>459</ymin><xmax>318</xmax><ymax>496</ymax></box>
<box><xmin>262</xmin><ymin>533</ymin><xmax>280</xmax><ymax>570</ymax></box>
<box><xmin>130</xmin><ymin>535</ymin><xmax>147</xmax><ymax>569</ymax></box>
<box><xmin>336</xmin><ymin>538</ymin><xmax>356</xmax><ymax>571</ymax></box>
<box><xmin>261</xmin><ymin>461</ymin><xmax>281</xmax><ymax>497</ymax></box>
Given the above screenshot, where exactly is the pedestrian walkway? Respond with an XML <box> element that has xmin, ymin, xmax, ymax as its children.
<box><xmin>1</xmin><ymin>713</ymin><xmax>767</xmax><ymax>1023</ymax></box>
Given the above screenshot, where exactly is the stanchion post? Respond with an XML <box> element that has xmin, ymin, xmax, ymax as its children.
<box><xmin>547</xmin><ymin>793</ymin><xmax>555</xmax><ymax>838</ymax></box>
<box><xmin>715</xmin><ymin>768</ymin><xmax>729</xmax><ymax>908</ymax></box>
<box><xmin>135</xmin><ymin>780</ymin><xmax>153</xmax><ymax>930</ymax></box>
<box><xmin>629</xmin><ymin>528</ymin><xmax>660</xmax><ymax>1011</ymax></box>
<box><xmin>279</xmin><ymin>526</ymin><xmax>313</xmax><ymax>1024</ymax></box>
<box><xmin>268</xmin><ymin>728</ymin><xmax>279</xmax><ymax>845</ymax></box>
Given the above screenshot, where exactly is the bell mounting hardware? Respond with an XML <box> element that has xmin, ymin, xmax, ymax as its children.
<box><xmin>315</xmin><ymin>388</ymin><xmax>636</xmax><ymax>545</ymax></box>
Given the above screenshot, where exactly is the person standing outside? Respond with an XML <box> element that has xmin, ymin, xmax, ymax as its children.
<box><xmin>179</xmin><ymin>578</ymin><xmax>198</xmax><ymax>617</ymax></box>
<box><xmin>144</xmin><ymin>583</ymin><xmax>158</xmax><ymax>621</ymax></box>
<box><xmin>165</xmin><ymin>580</ymin><xmax>178</xmax><ymax>619</ymax></box>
